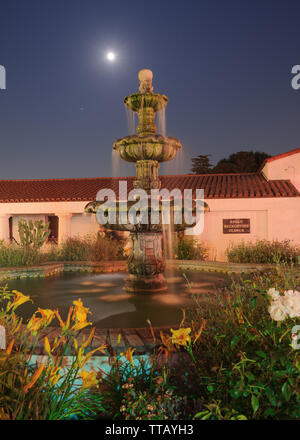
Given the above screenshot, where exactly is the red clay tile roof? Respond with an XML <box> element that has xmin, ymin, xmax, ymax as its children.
<box><xmin>0</xmin><ymin>173</ymin><xmax>298</xmax><ymax>203</ymax></box>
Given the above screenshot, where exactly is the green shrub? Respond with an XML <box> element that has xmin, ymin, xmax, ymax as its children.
<box><xmin>175</xmin><ymin>237</ymin><xmax>207</xmax><ymax>260</ymax></box>
<box><xmin>88</xmin><ymin>235</ymin><xmax>125</xmax><ymax>261</ymax></box>
<box><xmin>58</xmin><ymin>236</ymin><xmax>90</xmax><ymax>261</ymax></box>
<box><xmin>0</xmin><ymin>233</ymin><xmax>125</xmax><ymax>267</ymax></box>
<box><xmin>0</xmin><ymin>243</ymin><xmax>42</xmax><ymax>267</ymax></box>
<box><xmin>164</xmin><ymin>265</ymin><xmax>300</xmax><ymax>419</ymax></box>
<box><xmin>98</xmin><ymin>349</ymin><xmax>182</xmax><ymax>420</ymax></box>
<box><xmin>226</xmin><ymin>239</ymin><xmax>300</xmax><ymax>264</ymax></box>
<box><xmin>57</xmin><ymin>235</ymin><xmax>125</xmax><ymax>262</ymax></box>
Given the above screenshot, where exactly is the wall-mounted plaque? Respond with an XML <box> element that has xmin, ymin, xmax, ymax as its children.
<box><xmin>223</xmin><ymin>218</ymin><xmax>250</xmax><ymax>234</ymax></box>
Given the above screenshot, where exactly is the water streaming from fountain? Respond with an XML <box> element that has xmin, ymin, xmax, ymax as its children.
<box><xmin>125</xmin><ymin>105</ymin><xmax>136</xmax><ymax>135</ymax></box>
<box><xmin>111</xmin><ymin>149</ymin><xmax>121</xmax><ymax>177</ymax></box>
<box><xmin>156</xmin><ymin>107</ymin><xmax>166</xmax><ymax>137</ymax></box>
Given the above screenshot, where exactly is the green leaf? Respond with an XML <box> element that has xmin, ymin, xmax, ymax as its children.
<box><xmin>250</xmin><ymin>297</ymin><xmax>257</xmax><ymax>309</ymax></box>
<box><xmin>194</xmin><ymin>411</ymin><xmax>209</xmax><ymax>418</ymax></box>
<box><xmin>230</xmin><ymin>389</ymin><xmax>241</xmax><ymax>399</ymax></box>
<box><xmin>207</xmin><ymin>385</ymin><xmax>214</xmax><ymax>393</ymax></box>
<box><xmin>251</xmin><ymin>395</ymin><xmax>259</xmax><ymax>415</ymax></box>
<box><xmin>255</xmin><ymin>350</ymin><xmax>267</xmax><ymax>360</ymax></box>
<box><xmin>236</xmin><ymin>415</ymin><xmax>248</xmax><ymax>420</ymax></box>
<box><xmin>230</xmin><ymin>335</ymin><xmax>240</xmax><ymax>349</ymax></box>
<box><xmin>245</xmin><ymin>371</ymin><xmax>255</xmax><ymax>382</ymax></box>
<box><xmin>264</xmin><ymin>408</ymin><xmax>275</xmax><ymax>417</ymax></box>
<box><xmin>282</xmin><ymin>382</ymin><xmax>292</xmax><ymax>402</ymax></box>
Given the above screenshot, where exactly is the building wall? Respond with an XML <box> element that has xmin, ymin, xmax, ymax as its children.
<box><xmin>0</xmin><ymin>201</ymin><xmax>100</xmax><ymax>244</ymax></box>
<box><xmin>0</xmin><ymin>196</ymin><xmax>299</xmax><ymax>261</ymax></box>
<box><xmin>193</xmin><ymin>197</ymin><xmax>300</xmax><ymax>261</ymax></box>
<box><xmin>70</xmin><ymin>213</ymin><xmax>99</xmax><ymax>237</ymax></box>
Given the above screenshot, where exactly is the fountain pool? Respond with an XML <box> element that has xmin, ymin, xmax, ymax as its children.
<box><xmin>6</xmin><ymin>270</ymin><xmax>231</xmax><ymax>329</ymax></box>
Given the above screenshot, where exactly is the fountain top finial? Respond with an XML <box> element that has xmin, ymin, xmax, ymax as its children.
<box><xmin>138</xmin><ymin>68</ymin><xmax>153</xmax><ymax>93</ymax></box>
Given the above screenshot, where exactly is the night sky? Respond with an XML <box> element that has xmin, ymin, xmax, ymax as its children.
<box><xmin>0</xmin><ymin>0</ymin><xmax>300</xmax><ymax>179</ymax></box>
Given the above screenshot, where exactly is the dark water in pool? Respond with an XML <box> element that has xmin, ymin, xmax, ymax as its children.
<box><xmin>5</xmin><ymin>270</ymin><xmax>231</xmax><ymax>328</ymax></box>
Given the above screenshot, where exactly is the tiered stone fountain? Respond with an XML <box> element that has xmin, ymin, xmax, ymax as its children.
<box><xmin>85</xmin><ymin>69</ymin><xmax>186</xmax><ymax>292</ymax></box>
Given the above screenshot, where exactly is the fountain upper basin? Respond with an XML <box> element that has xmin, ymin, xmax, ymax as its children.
<box><xmin>124</xmin><ymin>93</ymin><xmax>168</xmax><ymax>112</ymax></box>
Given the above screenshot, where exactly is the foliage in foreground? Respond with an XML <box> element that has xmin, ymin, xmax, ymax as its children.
<box><xmin>0</xmin><ymin>288</ymin><xmax>106</xmax><ymax>419</ymax></box>
<box><xmin>160</xmin><ymin>265</ymin><xmax>300</xmax><ymax>419</ymax></box>
<box><xmin>0</xmin><ymin>287</ymin><xmax>179</xmax><ymax>420</ymax></box>
<box><xmin>226</xmin><ymin>239</ymin><xmax>300</xmax><ymax>264</ymax></box>
<box><xmin>0</xmin><ymin>264</ymin><xmax>299</xmax><ymax>420</ymax></box>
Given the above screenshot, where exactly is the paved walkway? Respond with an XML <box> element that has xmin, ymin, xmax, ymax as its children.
<box><xmin>24</xmin><ymin>324</ymin><xmax>178</xmax><ymax>356</ymax></box>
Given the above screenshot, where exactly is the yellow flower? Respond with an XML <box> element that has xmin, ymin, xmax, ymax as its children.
<box><xmin>23</xmin><ymin>363</ymin><xmax>45</xmax><ymax>393</ymax></box>
<box><xmin>27</xmin><ymin>308</ymin><xmax>55</xmax><ymax>335</ymax></box>
<box><xmin>46</xmin><ymin>365</ymin><xmax>61</xmax><ymax>387</ymax></box>
<box><xmin>81</xmin><ymin>327</ymin><xmax>96</xmax><ymax>349</ymax></box>
<box><xmin>170</xmin><ymin>328</ymin><xmax>191</xmax><ymax>347</ymax></box>
<box><xmin>54</xmin><ymin>309</ymin><xmax>66</xmax><ymax>329</ymax></box>
<box><xmin>55</xmin><ymin>301</ymin><xmax>92</xmax><ymax>334</ymax></box>
<box><xmin>71</xmin><ymin>320</ymin><xmax>92</xmax><ymax>332</ymax></box>
<box><xmin>5</xmin><ymin>338</ymin><xmax>14</xmax><ymax>355</ymax></box>
<box><xmin>120</xmin><ymin>347</ymin><xmax>135</xmax><ymax>366</ymax></box>
<box><xmin>75</xmin><ymin>344</ymin><xmax>107</xmax><ymax>368</ymax></box>
<box><xmin>27</xmin><ymin>316</ymin><xmax>43</xmax><ymax>334</ymax></box>
<box><xmin>79</xmin><ymin>369</ymin><xmax>99</xmax><ymax>389</ymax></box>
<box><xmin>193</xmin><ymin>319</ymin><xmax>206</xmax><ymax>345</ymax></box>
<box><xmin>158</xmin><ymin>331</ymin><xmax>176</xmax><ymax>361</ymax></box>
<box><xmin>37</xmin><ymin>308</ymin><xmax>55</xmax><ymax>325</ymax></box>
<box><xmin>44</xmin><ymin>337</ymin><xmax>51</xmax><ymax>356</ymax></box>
<box><xmin>7</xmin><ymin>291</ymin><xmax>32</xmax><ymax>311</ymax></box>
<box><xmin>73</xmin><ymin>299</ymin><xmax>90</xmax><ymax>323</ymax></box>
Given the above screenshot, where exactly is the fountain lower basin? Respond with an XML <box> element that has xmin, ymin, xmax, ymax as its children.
<box><xmin>7</xmin><ymin>269</ymin><xmax>230</xmax><ymax>329</ymax></box>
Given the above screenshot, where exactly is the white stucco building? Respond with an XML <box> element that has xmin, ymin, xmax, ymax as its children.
<box><xmin>0</xmin><ymin>148</ymin><xmax>299</xmax><ymax>261</ymax></box>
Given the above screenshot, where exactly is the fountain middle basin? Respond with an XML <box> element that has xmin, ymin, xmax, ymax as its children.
<box><xmin>7</xmin><ymin>269</ymin><xmax>230</xmax><ymax>329</ymax></box>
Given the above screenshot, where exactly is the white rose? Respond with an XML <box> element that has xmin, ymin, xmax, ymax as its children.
<box><xmin>283</xmin><ymin>290</ymin><xmax>298</xmax><ymax>298</ymax></box>
<box><xmin>282</xmin><ymin>290</ymin><xmax>300</xmax><ymax>318</ymax></box>
<box><xmin>267</xmin><ymin>288</ymin><xmax>280</xmax><ymax>301</ymax></box>
<box><xmin>268</xmin><ymin>300</ymin><xmax>288</xmax><ymax>321</ymax></box>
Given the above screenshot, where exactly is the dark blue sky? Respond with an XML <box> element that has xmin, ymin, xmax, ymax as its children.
<box><xmin>0</xmin><ymin>0</ymin><xmax>300</xmax><ymax>179</ymax></box>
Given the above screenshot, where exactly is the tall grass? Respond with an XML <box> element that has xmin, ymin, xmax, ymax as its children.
<box><xmin>0</xmin><ymin>243</ymin><xmax>42</xmax><ymax>267</ymax></box>
<box><xmin>0</xmin><ymin>234</ymin><xmax>126</xmax><ymax>267</ymax></box>
<box><xmin>226</xmin><ymin>239</ymin><xmax>300</xmax><ymax>264</ymax></box>
<box><xmin>55</xmin><ymin>235</ymin><xmax>125</xmax><ymax>261</ymax></box>
<box><xmin>174</xmin><ymin>237</ymin><xmax>208</xmax><ymax>260</ymax></box>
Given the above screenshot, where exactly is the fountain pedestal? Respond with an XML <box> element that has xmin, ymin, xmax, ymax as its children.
<box><xmin>126</xmin><ymin>232</ymin><xmax>167</xmax><ymax>292</ymax></box>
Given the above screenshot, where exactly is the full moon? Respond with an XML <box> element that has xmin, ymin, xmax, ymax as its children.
<box><xmin>106</xmin><ymin>52</ymin><xmax>116</xmax><ymax>62</ymax></box>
